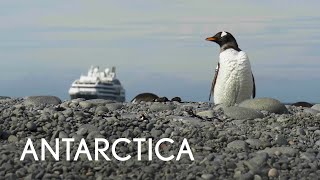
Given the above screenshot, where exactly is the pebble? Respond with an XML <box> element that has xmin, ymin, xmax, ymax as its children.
<box><xmin>275</xmin><ymin>134</ymin><xmax>288</xmax><ymax>146</ymax></box>
<box><xmin>223</xmin><ymin>106</ymin><xmax>264</xmax><ymax>120</ymax></box>
<box><xmin>196</xmin><ymin>110</ymin><xmax>215</xmax><ymax>118</ymax></box>
<box><xmin>268</xmin><ymin>168</ymin><xmax>279</xmax><ymax>177</ymax></box>
<box><xmin>26</xmin><ymin>122</ymin><xmax>37</xmax><ymax>132</ymax></box>
<box><xmin>79</xmin><ymin>101</ymin><xmax>93</xmax><ymax>109</ymax></box>
<box><xmin>243</xmin><ymin>152</ymin><xmax>268</xmax><ymax>173</ymax></box>
<box><xmin>8</xmin><ymin>135</ymin><xmax>18</xmax><ymax>142</ymax></box>
<box><xmin>201</xmin><ymin>174</ymin><xmax>214</xmax><ymax>180</ymax></box>
<box><xmin>95</xmin><ymin>106</ymin><xmax>109</xmax><ymax>115</ymax></box>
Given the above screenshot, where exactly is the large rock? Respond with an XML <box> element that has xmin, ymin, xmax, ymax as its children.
<box><xmin>303</xmin><ymin>108</ymin><xmax>320</xmax><ymax>115</ymax></box>
<box><xmin>224</xmin><ymin>106</ymin><xmax>264</xmax><ymax>120</ymax></box>
<box><xmin>311</xmin><ymin>104</ymin><xmax>320</xmax><ymax>111</ymax></box>
<box><xmin>24</xmin><ymin>96</ymin><xmax>61</xmax><ymax>106</ymax></box>
<box><xmin>150</xmin><ymin>103</ymin><xmax>175</xmax><ymax>112</ymax></box>
<box><xmin>227</xmin><ymin>140</ymin><xmax>249</xmax><ymax>151</ymax></box>
<box><xmin>238</xmin><ymin>98</ymin><xmax>288</xmax><ymax>114</ymax></box>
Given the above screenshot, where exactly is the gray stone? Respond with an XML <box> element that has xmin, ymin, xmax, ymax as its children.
<box><xmin>87</xmin><ymin>99</ymin><xmax>114</xmax><ymax>106</ymax></box>
<box><xmin>170</xmin><ymin>116</ymin><xmax>206</xmax><ymax>127</ymax></box>
<box><xmin>151</xmin><ymin>129</ymin><xmax>163</xmax><ymax>137</ymax></box>
<box><xmin>150</xmin><ymin>103</ymin><xmax>175</xmax><ymax>112</ymax></box>
<box><xmin>24</xmin><ymin>96</ymin><xmax>61</xmax><ymax>106</ymax></box>
<box><xmin>224</xmin><ymin>106</ymin><xmax>264</xmax><ymax>120</ymax></box>
<box><xmin>300</xmin><ymin>152</ymin><xmax>316</xmax><ymax>161</ymax></box>
<box><xmin>5</xmin><ymin>173</ymin><xmax>17</xmax><ymax>180</ymax></box>
<box><xmin>8</xmin><ymin>135</ymin><xmax>18</xmax><ymax>142</ymax></box>
<box><xmin>277</xmin><ymin>115</ymin><xmax>290</xmax><ymax>123</ymax></box>
<box><xmin>196</xmin><ymin>110</ymin><xmax>215</xmax><ymax>118</ymax></box>
<box><xmin>79</xmin><ymin>101</ymin><xmax>93</xmax><ymax>109</ymax></box>
<box><xmin>258</xmin><ymin>147</ymin><xmax>298</xmax><ymax>156</ymax></box>
<box><xmin>311</xmin><ymin>104</ymin><xmax>320</xmax><ymax>111</ymax></box>
<box><xmin>87</xmin><ymin>131</ymin><xmax>103</xmax><ymax>139</ymax></box>
<box><xmin>58</xmin><ymin>131</ymin><xmax>68</xmax><ymax>138</ymax></box>
<box><xmin>95</xmin><ymin>106</ymin><xmax>109</xmax><ymax>115</ymax></box>
<box><xmin>105</xmin><ymin>103</ymin><xmax>123</xmax><ymax>111</ymax></box>
<box><xmin>239</xmin><ymin>98</ymin><xmax>288</xmax><ymax>114</ymax></box>
<box><xmin>275</xmin><ymin>134</ymin><xmax>288</xmax><ymax>145</ymax></box>
<box><xmin>201</xmin><ymin>174</ymin><xmax>214</xmax><ymax>180</ymax></box>
<box><xmin>268</xmin><ymin>168</ymin><xmax>279</xmax><ymax>177</ymax></box>
<box><xmin>227</xmin><ymin>140</ymin><xmax>249</xmax><ymax>151</ymax></box>
<box><xmin>304</xmin><ymin>108</ymin><xmax>320</xmax><ymax>115</ymax></box>
<box><xmin>245</xmin><ymin>139</ymin><xmax>270</xmax><ymax>149</ymax></box>
<box><xmin>26</xmin><ymin>122</ymin><xmax>37</xmax><ymax>132</ymax></box>
<box><xmin>243</xmin><ymin>152</ymin><xmax>268</xmax><ymax>173</ymax></box>
<box><xmin>78</xmin><ymin>125</ymin><xmax>98</xmax><ymax>133</ymax></box>
<box><xmin>297</xmin><ymin>128</ymin><xmax>306</xmax><ymax>136</ymax></box>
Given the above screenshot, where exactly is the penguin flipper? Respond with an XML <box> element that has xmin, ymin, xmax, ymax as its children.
<box><xmin>252</xmin><ymin>73</ymin><xmax>256</xmax><ymax>98</ymax></box>
<box><xmin>209</xmin><ymin>63</ymin><xmax>220</xmax><ymax>101</ymax></box>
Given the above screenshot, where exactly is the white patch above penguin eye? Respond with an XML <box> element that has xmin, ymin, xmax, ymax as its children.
<box><xmin>221</xmin><ymin>31</ymin><xmax>227</xmax><ymax>38</ymax></box>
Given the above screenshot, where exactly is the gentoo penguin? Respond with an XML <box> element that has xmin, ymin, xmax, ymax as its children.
<box><xmin>131</xmin><ymin>93</ymin><xmax>159</xmax><ymax>103</ymax></box>
<box><xmin>206</xmin><ymin>31</ymin><xmax>255</xmax><ymax>106</ymax></box>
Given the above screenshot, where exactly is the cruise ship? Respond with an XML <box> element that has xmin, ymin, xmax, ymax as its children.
<box><xmin>68</xmin><ymin>66</ymin><xmax>126</xmax><ymax>102</ymax></box>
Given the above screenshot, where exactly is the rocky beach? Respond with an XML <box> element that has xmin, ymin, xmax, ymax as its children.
<box><xmin>1</xmin><ymin>96</ymin><xmax>320</xmax><ymax>179</ymax></box>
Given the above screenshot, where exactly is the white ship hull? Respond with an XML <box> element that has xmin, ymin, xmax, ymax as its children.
<box><xmin>68</xmin><ymin>66</ymin><xmax>126</xmax><ymax>102</ymax></box>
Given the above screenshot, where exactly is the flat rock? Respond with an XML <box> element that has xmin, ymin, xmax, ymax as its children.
<box><xmin>258</xmin><ymin>147</ymin><xmax>298</xmax><ymax>156</ymax></box>
<box><xmin>224</xmin><ymin>106</ymin><xmax>264</xmax><ymax>120</ymax></box>
<box><xmin>227</xmin><ymin>140</ymin><xmax>249</xmax><ymax>151</ymax></box>
<box><xmin>150</xmin><ymin>103</ymin><xmax>175</xmax><ymax>112</ymax></box>
<box><xmin>79</xmin><ymin>101</ymin><xmax>93</xmax><ymax>109</ymax></box>
<box><xmin>311</xmin><ymin>104</ymin><xmax>320</xmax><ymax>111</ymax></box>
<box><xmin>239</xmin><ymin>98</ymin><xmax>288</xmax><ymax>114</ymax></box>
<box><xmin>303</xmin><ymin>108</ymin><xmax>320</xmax><ymax>115</ymax></box>
<box><xmin>196</xmin><ymin>110</ymin><xmax>215</xmax><ymax>118</ymax></box>
<box><xmin>24</xmin><ymin>96</ymin><xmax>61</xmax><ymax>106</ymax></box>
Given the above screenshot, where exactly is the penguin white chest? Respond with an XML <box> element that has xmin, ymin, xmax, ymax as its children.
<box><xmin>214</xmin><ymin>49</ymin><xmax>253</xmax><ymax>106</ymax></box>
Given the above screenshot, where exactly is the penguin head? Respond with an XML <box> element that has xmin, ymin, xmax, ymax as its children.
<box><xmin>205</xmin><ymin>31</ymin><xmax>239</xmax><ymax>50</ymax></box>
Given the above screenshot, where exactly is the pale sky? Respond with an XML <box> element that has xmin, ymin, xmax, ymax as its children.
<box><xmin>0</xmin><ymin>1</ymin><xmax>320</xmax><ymax>102</ymax></box>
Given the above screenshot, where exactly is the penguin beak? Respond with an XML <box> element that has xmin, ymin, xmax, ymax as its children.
<box><xmin>206</xmin><ymin>37</ymin><xmax>217</xmax><ymax>42</ymax></box>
